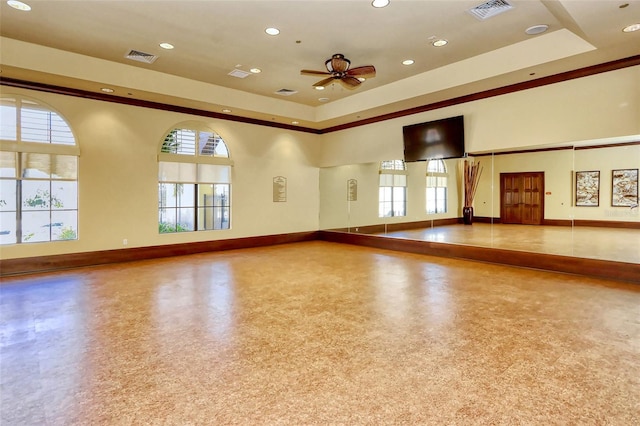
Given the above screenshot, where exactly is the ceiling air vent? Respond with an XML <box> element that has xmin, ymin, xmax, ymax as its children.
<box><xmin>125</xmin><ymin>49</ymin><xmax>158</xmax><ymax>64</ymax></box>
<box><xmin>275</xmin><ymin>89</ymin><xmax>298</xmax><ymax>96</ymax></box>
<box><xmin>228</xmin><ymin>69</ymin><xmax>251</xmax><ymax>78</ymax></box>
<box><xmin>468</xmin><ymin>0</ymin><xmax>513</xmax><ymax>20</ymax></box>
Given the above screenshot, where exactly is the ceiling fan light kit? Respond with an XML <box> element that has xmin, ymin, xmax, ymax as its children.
<box><xmin>301</xmin><ymin>53</ymin><xmax>376</xmax><ymax>90</ymax></box>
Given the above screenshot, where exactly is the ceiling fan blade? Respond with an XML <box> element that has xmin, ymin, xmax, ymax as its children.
<box><xmin>313</xmin><ymin>77</ymin><xmax>337</xmax><ymax>87</ymax></box>
<box><xmin>346</xmin><ymin>65</ymin><xmax>376</xmax><ymax>78</ymax></box>
<box><xmin>301</xmin><ymin>69</ymin><xmax>331</xmax><ymax>76</ymax></box>
<box><xmin>339</xmin><ymin>76</ymin><xmax>361</xmax><ymax>89</ymax></box>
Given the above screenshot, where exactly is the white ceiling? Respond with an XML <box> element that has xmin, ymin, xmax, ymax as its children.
<box><xmin>0</xmin><ymin>0</ymin><xmax>639</xmax><ymax>130</ymax></box>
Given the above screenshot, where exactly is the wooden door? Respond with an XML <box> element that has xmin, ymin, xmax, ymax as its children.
<box><xmin>500</xmin><ymin>172</ymin><xmax>544</xmax><ymax>225</ymax></box>
<box><xmin>501</xmin><ymin>174</ymin><xmax>522</xmax><ymax>223</ymax></box>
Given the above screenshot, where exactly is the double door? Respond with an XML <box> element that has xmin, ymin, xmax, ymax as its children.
<box><xmin>500</xmin><ymin>172</ymin><xmax>544</xmax><ymax>225</ymax></box>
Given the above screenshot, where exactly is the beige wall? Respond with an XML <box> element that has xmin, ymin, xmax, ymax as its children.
<box><xmin>574</xmin><ymin>144</ymin><xmax>640</xmax><ymax>221</ymax></box>
<box><xmin>1</xmin><ymin>65</ymin><xmax>638</xmax><ymax>260</ymax></box>
<box><xmin>318</xmin><ymin>65</ymin><xmax>639</xmax><ymax>229</ymax></box>
<box><xmin>319</xmin><ymin>66</ymin><xmax>639</xmax><ymax>167</ymax></box>
<box><xmin>1</xmin><ymin>87</ymin><xmax>320</xmax><ymax>260</ymax></box>
<box><xmin>319</xmin><ymin>145</ymin><xmax>639</xmax><ymax>230</ymax></box>
<box><xmin>474</xmin><ymin>149</ymin><xmax>575</xmax><ymax>221</ymax></box>
<box><xmin>319</xmin><ymin>159</ymin><xmax>461</xmax><ymax>230</ymax></box>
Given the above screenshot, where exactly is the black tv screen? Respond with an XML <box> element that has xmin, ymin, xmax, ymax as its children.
<box><xmin>402</xmin><ymin>115</ymin><xmax>465</xmax><ymax>161</ymax></box>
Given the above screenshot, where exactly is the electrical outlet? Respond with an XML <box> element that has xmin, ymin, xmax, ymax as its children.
<box><xmin>123</xmin><ymin>239</ymin><xmax>128</xmax><ymax>246</ymax></box>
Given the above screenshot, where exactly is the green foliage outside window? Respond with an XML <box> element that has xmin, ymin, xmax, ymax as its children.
<box><xmin>159</xmin><ymin>222</ymin><xmax>191</xmax><ymax>233</ymax></box>
<box><xmin>161</xmin><ymin>129</ymin><xmax>179</xmax><ymax>153</ymax></box>
<box><xmin>59</xmin><ymin>227</ymin><xmax>77</xmax><ymax>240</ymax></box>
<box><xmin>23</xmin><ymin>189</ymin><xmax>63</xmax><ymax>209</ymax></box>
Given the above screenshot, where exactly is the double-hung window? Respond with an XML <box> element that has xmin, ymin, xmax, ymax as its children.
<box><xmin>158</xmin><ymin>125</ymin><xmax>232</xmax><ymax>233</ymax></box>
<box><xmin>426</xmin><ymin>159</ymin><xmax>448</xmax><ymax>214</ymax></box>
<box><xmin>379</xmin><ymin>160</ymin><xmax>407</xmax><ymax>217</ymax></box>
<box><xmin>0</xmin><ymin>97</ymin><xmax>78</xmax><ymax>244</ymax></box>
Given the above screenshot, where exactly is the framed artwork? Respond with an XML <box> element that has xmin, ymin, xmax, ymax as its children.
<box><xmin>575</xmin><ymin>170</ymin><xmax>600</xmax><ymax>207</ymax></box>
<box><xmin>611</xmin><ymin>169</ymin><xmax>638</xmax><ymax>207</ymax></box>
<box><xmin>347</xmin><ymin>179</ymin><xmax>357</xmax><ymax>201</ymax></box>
<box><xmin>272</xmin><ymin>176</ymin><xmax>287</xmax><ymax>202</ymax></box>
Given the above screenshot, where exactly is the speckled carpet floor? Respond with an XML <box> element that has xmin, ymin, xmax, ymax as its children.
<box><xmin>1</xmin><ymin>241</ymin><xmax>639</xmax><ymax>424</ymax></box>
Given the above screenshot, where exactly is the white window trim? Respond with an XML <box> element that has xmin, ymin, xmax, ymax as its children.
<box><xmin>157</xmin><ymin>124</ymin><xmax>232</xmax><ymax>233</ymax></box>
<box><xmin>1</xmin><ymin>141</ymin><xmax>79</xmax><ymax>156</ymax></box>
<box><xmin>426</xmin><ymin>160</ymin><xmax>449</xmax><ymax>214</ymax></box>
<box><xmin>378</xmin><ymin>169</ymin><xmax>406</xmax><ymax>176</ymax></box>
<box><xmin>157</xmin><ymin>152</ymin><xmax>233</xmax><ymax>166</ymax></box>
<box><xmin>1</xmin><ymin>95</ymin><xmax>79</xmax><ymax>244</ymax></box>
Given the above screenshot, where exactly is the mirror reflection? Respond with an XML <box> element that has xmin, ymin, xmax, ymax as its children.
<box><xmin>319</xmin><ymin>139</ymin><xmax>640</xmax><ymax>264</ymax></box>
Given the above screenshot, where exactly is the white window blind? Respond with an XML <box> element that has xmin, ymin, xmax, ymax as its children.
<box><xmin>21</xmin><ymin>102</ymin><xmax>75</xmax><ymax>145</ymax></box>
<box><xmin>163</xmin><ymin>129</ymin><xmax>230</xmax><ymax>158</ymax></box>
<box><xmin>0</xmin><ymin>99</ymin><xmax>17</xmax><ymax>141</ymax></box>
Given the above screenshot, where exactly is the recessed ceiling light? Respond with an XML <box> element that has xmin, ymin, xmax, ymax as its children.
<box><xmin>222</xmin><ymin>109</ymin><xmax>232</xmax><ymax>113</ymax></box>
<box><xmin>159</xmin><ymin>42</ymin><xmax>174</xmax><ymax>50</ymax></box>
<box><xmin>250</xmin><ymin>68</ymin><xmax>261</xmax><ymax>74</ymax></box>
<box><xmin>402</xmin><ymin>59</ymin><xmax>414</xmax><ymax>65</ymax></box>
<box><xmin>315</xmin><ymin>86</ymin><xmax>325</xmax><ymax>91</ymax></box>
<box><xmin>7</xmin><ymin>0</ymin><xmax>31</xmax><ymax>11</ymax></box>
<box><xmin>292</xmin><ymin>121</ymin><xmax>299</xmax><ymax>125</ymax></box>
<box><xmin>372</xmin><ymin>0</ymin><xmax>390</xmax><ymax>8</ymax></box>
<box><xmin>318</xmin><ymin>97</ymin><xmax>330</xmax><ymax>102</ymax></box>
<box><xmin>432</xmin><ymin>39</ymin><xmax>448</xmax><ymax>47</ymax></box>
<box><xmin>623</xmin><ymin>23</ymin><xmax>640</xmax><ymax>33</ymax></box>
<box><xmin>525</xmin><ymin>24</ymin><xmax>549</xmax><ymax>35</ymax></box>
<box><xmin>265</xmin><ymin>27</ymin><xmax>280</xmax><ymax>36</ymax></box>
<box><xmin>100</xmin><ymin>88</ymin><xmax>114</xmax><ymax>93</ymax></box>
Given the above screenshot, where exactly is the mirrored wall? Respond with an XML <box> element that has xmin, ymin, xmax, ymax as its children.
<box><xmin>319</xmin><ymin>140</ymin><xmax>640</xmax><ymax>264</ymax></box>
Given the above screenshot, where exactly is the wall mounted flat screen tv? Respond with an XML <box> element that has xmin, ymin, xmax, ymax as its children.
<box><xmin>403</xmin><ymin>115</ymin><xmax>465</xmax><ymax>161</ymax></box>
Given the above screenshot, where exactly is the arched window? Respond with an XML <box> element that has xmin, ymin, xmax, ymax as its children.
<box><xmin>379</xmin><ymin>160</ymin><xmax>407</xmax><ymax>217</ymax></box>
<box><xmin>426</xmin><ymin>159</ymin><xmax>448</xmax><ymax>214</ymax></box>
<box><xmin>0</xmin><ymin>96</ymin><xmax>78</xmax><ymax>244</ymax></box>
<box><xmin>158</xmin><ymin>124</ymin><xmax>232</xmax><ymax>233</ymax></box>
<box><xmin>380</xmin><ymin>160</ymin><xmax>406</xmax><ymax>171</ymax></box>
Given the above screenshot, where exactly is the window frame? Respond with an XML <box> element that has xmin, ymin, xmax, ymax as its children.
<box><xmin>158</xmin><ymin>124</ymin><xmax>232</xmax><ymax>234</ymax></box>
<box><xmin>1</xmin><ymin>96</ymin><xmax>78</xmax><ymax>245</ymax></box>
<box><xmin>379</xmin><ymin>160</ymin><xmax>407</xmax><ymax>218</ymax></box>
<box><xmin>426</xmin><ymin>159</ymin><xmax>448</xmax><ymax>214</ymax></box>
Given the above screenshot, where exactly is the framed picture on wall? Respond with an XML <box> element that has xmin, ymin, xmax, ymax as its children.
<box><xmin>347</xmin><ymin>179</ymin><xmax>358</xmax><ymax>201</ymax></box>
<box><xmin>611</xmin><ymin>169</ymin><xmax>638</xmax><ymax>207</ymax></box>
<box><xmin>575</xmin><ymin>171</ymin><xmax>600</xmax><ymax>207</ymax></box>
<box><xmin>273</xmin><ymin>176</ymin><xmax>287</xmax><ymax>202</ymax></box>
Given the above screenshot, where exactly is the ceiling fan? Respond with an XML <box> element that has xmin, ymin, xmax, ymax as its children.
<box><xmin>301</xmin><ymin>53</ymin><xmax>376</xmax><ymax>89</ymax></box>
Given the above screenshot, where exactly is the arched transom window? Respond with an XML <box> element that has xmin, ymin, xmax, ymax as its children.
<box><xmin>0</xmin><ymin>96</ymin><xmax>78</xmax><ymax>244</ymax></box>
<box><xmin>158</xmin><ymin>124</ymin><xmax>232</xmax><ymax>233</ymax></box>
